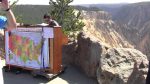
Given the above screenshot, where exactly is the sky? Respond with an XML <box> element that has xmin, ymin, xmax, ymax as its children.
<box><xmin>10</xmin><ymin>0</ymin><xmax>150</xmax><ymax>5</ymax></box>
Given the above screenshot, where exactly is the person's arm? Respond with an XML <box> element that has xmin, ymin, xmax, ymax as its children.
<box><xmin>6</xmin><ymin>9</ymin><xmax>17</xmax><ymax>30</ymax></box>
<box><xmin>2</xmin><ymin>0</ymin><xmax>17</xmax><ymax>30</ymax></box>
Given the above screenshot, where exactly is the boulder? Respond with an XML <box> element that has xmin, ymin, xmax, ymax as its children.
<box><xmin>62</xmin><ymin>42</ymin><xmax>77</xmax><ymax>65</ymax></box>
<box><xmin>62</xmin><ymin>32</ymin><xmax>108</xmax><ymax>78</ymax></box>
<box><xmin>97</xmin><ymin>48</ymin><xmax>148</xmax><ymax>84</ymax></box>
<box><xmin>74</xmin><ymin>32</ymin><xmax>107</xmax><ymax>78</ymax></box>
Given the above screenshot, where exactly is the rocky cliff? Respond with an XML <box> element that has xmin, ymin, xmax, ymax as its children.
<box><xmin>63</xmin><ymin>10</ymin><xmax>149</xmax><ymax>84</ymax></box>
<box><xmin>63</xmin><ymin>31</ymin><xmax>149</xmax><ymax>84</ymax></box>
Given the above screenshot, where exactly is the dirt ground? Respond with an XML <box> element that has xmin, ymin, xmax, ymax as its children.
<box><xmin>0</xmin><ymin>60</ymin><xmax>98</xmax><ymax>84</ymax></box>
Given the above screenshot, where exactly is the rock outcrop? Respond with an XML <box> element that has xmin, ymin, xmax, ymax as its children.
<box><xmin>63</xmin><ymin>32</ymin><xmax>106</xmax><ymax>77</ymax></box>
<box><xmin>63</xmin><ymin>31</ymin><xmax>149</xmax><ymax>83</ymax></box>
<box><xmin>74</xmin><ymin>32</ymin><xmax>107</xmax><ymax>77</ymax></box>
<box><xmin>97</xmin><ymin>48</ymin><xmax>148</xmax><ymax>84</ymax></box>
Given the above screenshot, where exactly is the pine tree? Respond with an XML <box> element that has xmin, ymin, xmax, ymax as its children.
<box><xmin>49</xmin><ymin>0</ymin><xmax>85</xmax><ymax>39</ymax></box>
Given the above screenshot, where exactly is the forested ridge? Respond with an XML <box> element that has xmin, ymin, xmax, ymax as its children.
<box><xmin>12</xmin><ymin>5</ymin><xmax>50</xmax><ymax>24</ymax></box>
<box><xmin>11</xmin><ymin>5</ymin><xmax>101</xmax><ymax>24</ymax></box>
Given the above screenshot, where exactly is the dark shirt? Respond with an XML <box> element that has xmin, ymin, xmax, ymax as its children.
<box><xmin>48</xmin><ymin>20</ymin><xmax>59</xmax><ymax>27</ymax></box>
<box><xmin>49</xmin><ymin>21</ymin><xmax>57</xmax><ymax>27</ymax></box>
<box><xmin>146</xmin><ymin>61</ymin><xmax>150</xmax><ymax>84</ymax></box>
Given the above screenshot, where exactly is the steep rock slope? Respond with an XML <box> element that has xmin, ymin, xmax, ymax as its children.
<box><xmin>113</xmin><ymin>2</ymin><xmax>150</xmax><ymax>58</ymax></box>
<box><xmin>81</xmin><ymin>11</ymin><xmax>133</xmax><ymax>48</ymax></box>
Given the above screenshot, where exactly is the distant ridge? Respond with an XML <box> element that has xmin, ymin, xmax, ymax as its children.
<box><xmin>75</xmin><ymin>3</ymin><xmax>128</xmax><ymax>8</ymax></box>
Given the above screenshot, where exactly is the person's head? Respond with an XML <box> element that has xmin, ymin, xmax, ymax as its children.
<box><xmin>43</xmin><ymin>14</ymin><xmax>50</xmax><ymax>19</ymax></box>
<box><xmin>43</xmin><ymin>14</ymin><xmax>52</xmax><ymax>24</ymax></box>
